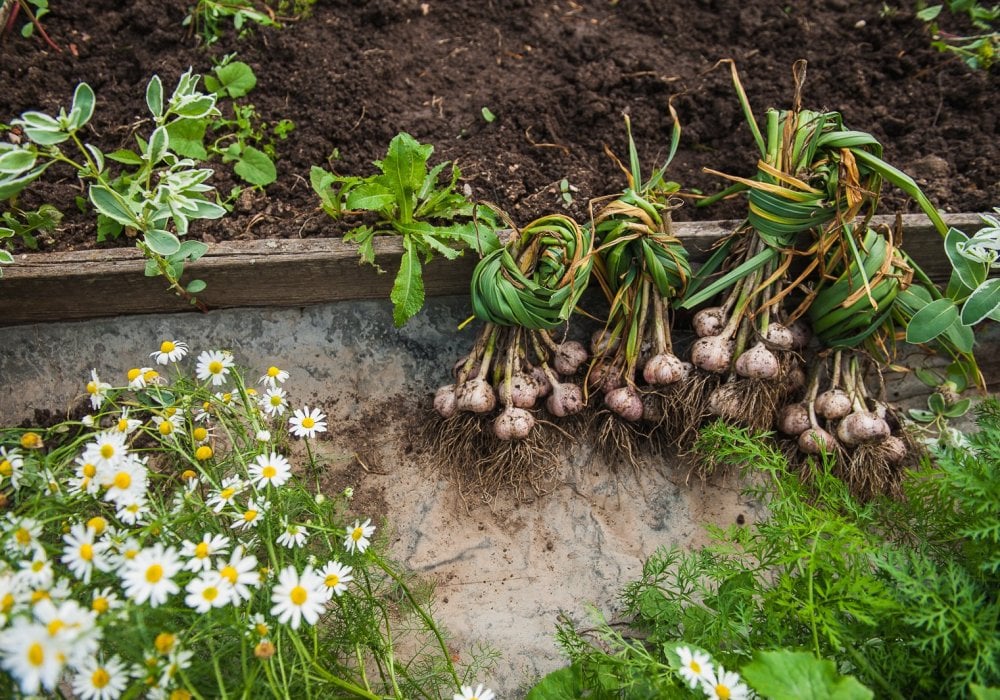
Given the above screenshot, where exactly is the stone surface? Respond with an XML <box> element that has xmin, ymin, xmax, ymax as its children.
<box><xmin>0</xmin><ymin>298</ymin><xmax>759</xmax><ymax>696</ymax></box>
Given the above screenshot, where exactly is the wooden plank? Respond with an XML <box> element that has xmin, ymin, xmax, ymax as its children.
<box><xmin>0</xmin><ymin>212</ymin><xmax>989</xmax><ymax>325</ymax></box>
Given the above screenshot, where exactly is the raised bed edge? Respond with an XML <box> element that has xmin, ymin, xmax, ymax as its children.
<box><xmin>0</xmin><ymin>213</ymin><xmax>987</xmax><ymax>326</ymax></box>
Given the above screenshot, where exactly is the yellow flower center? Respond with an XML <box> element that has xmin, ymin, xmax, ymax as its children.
<box><xmin>15</xmin><ymin>527</ymin><xmax>31</xmax><ymax>545</ymax></box>
<box><xmin>31</xmin><ymin>560</ymin><xmax>45</xmax><ymax>573</ymax></box>
<box><xmin>113</xmin><ymin>472</ymin><xmax>131</xmax><ymax>490</ymax></box>
<box><xmin>0</xmin><ymin>460</ymin><xmax>11</xmax><ymax>477</ymax></box>
<box><xmin>154</xmin><ymin>632</ymin><xmax>176</xmax><ymax>654</ymax></box>
<box><xmin>86</xmin><ymin>381</ymin><xmax>98</xmax><ymax>394</ymax></box>
<box><xmin>92</xmin><ymin>667</ymin><xmax>111</xmax><ymax>688</ymax></box>
<box><xmin>202</xmin><ymin>586</ymin><xmax>219</xmax><ymax>602</ymax></box>
<box><xmin>170</xmin><ymin>690</ymin><xmax>192</xmax><ymax>700</ymax></box>
<box><xmin>220</xmin><ymin>566</ymin><xmax>238</xmax><ymax>584</ymax></box>
<box><xmin>79</xmin><ymin>543</ymin><xmax>94</xmax><ymax>561</ymax></box>
<box><xmin>195</xmin><ymin>446</ymin><xmax>213</xmax><ymax>461</ymax></box>
<box><xmin>221</xmin><ymin>393</ymin><xmax>232</xmax><ymax>403</ymax></box>
<box><xmin>325</xmin><ymin>574</ymin><xmax>340</xmax><ymax>588</ymax></box>
<box><xmin>125</xmin><ymin>549</ymin><xmax>138</xmax><ymax>560</ymax></box>
<box><xmin>143</xmin><ymin>370</ymin><xmax>159</xmax><ymax>382</ymax></box>
<box><xmin>181</xmin><ymin>469</ymin><xmax>197</xmax><ymax>481</ymax></box>
<box><xmin>243</xmin><ymin>510</ymin><xmax>258</xmax><ymax>522</ymax></box>
<box><xmin>270</xmin><ymin>395</ymin><xmax>282</xmax><ymax>406</ymax></box>
<box><xmin>267</xmin><ymin>366</ymin><xmax>281</xmax><ymax>378</ymax></box>
<box><xmin>127</xmin><ymin>368</ymin><xmax>141</xmax><ymax>381</ymax></box>
<box><xmin>301</xmin><ymin>417</ymin><xmax>315</xmax><ymax>429</ymax></box>
<box><xmin>100</xmin><ymin>444</ymin><xmax>116</xmax><ymax>459</ymax></box>
<box><xmin>1</xmin><ymin>593</ymin><xmax>14</xmax><ymax>613</ymax></box>
<box><xmin>83</xmin><ymin>463</ymin><xmax>97</xmax><ymax>478</ymax></box>
<box><xmin>255</xmin><ymin>622</ymin><xmax>269</xmax><ymax>636</ymax></box>
<box><xmin>27</xmin><ymin>643</ymin><xmax>44</xmax><ymax>667</ymax></box>
<box><xmin>165</xmin><ymin>407</ymin><xmax>177</xmax><ymax>417</ymax></box>
<box><xmin>20</xmin><ymin>433</ymin><xmax>42</xmax><ymax>449</ymax></box>
<box><xmin>352</xmin><ymin>527</ymin><xmax>364</xmax><ymax>542</ymax></box>
<box><xmin>715</xmin><ymin>684</ymin><xmax>731</xmax><ymax>700</ymax></box>
<box><xmin>208</xmin><ymin>360</ymin><xmax>224</xmax><ymax>374</ymax></box>
<box><xmin>158</xmin><ymin>421</ymin><xmax>174</xmax><ymax>435</ymax></box>
<box><xmin>220</xmin><ymin>487</ymin><xmax>235</xmax><ymax>500</ymax></box>
<box><xmin>92</xmin><ymin>596</ymin><xmax>109</xmax><ymax>613</ymax></box>
<box><xmin>46</xmin><ymin>619</ymin><xmax>65</xmax><ymax>636</ymax></box>
<box><xmin>146</xmin><ymin>564</ymin><xmax>164</xmax><ymax>583</ymax></box>
<box><xmin>193</xmin><ymin>427</ymin><xmax>208</xmax><ymax>441</ymax></box>
<box><xmin>160</xmin><ymin>341</ymin><xmax>176</xmax><ymax>353</ymax></box>
<box><xmin>117</xmin><ymin>419</ymin><xmax>129</xmax><ymax>432</ymax></box>
<box><xmin>31</xmin><ymin>589</ymin><xmax>50</xmax><ymax>603</ymax></box>
<box><xmin>194</xmin><ymin>542</ymin><xmax>210</xmax><ymax>558</ymax></box>
<box><xmin>262</xmin><ymin>465</ymin><xmax>277</xmax><ymax>479</ymax></box>
<box><xmin>290</xmin><ymin>586</ymin><xmax>308</xmax><ymax>605</ymax></box>
<box><xmin>690</xmin><ymin>661</ymin><xmax>700</xmax><ymax>674</ymax></box>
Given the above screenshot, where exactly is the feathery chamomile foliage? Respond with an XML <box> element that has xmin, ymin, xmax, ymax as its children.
<box><xmin>0</xmin><ymin>342</ymin><xmax>495</xmax><ymax>699</ymax></box>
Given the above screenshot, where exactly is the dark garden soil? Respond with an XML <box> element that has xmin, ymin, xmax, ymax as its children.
<box><xmin>1</xmin><ymin>0</ymin><xmax>997</xmax><ymax>254</ymax></box>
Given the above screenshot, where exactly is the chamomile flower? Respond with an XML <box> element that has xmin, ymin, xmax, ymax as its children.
<box><xmin>289</xmin><ymin>405</ymin><xmax>327</xmax><ymax>438</ymax></box>
<box><xmin>111</xmin><ymin>409</ymin><xmax>143</xmax><ymax>435</ymax></box>
<box><xmin>150</xmin><ymin>339</ymin><xmax>189</xmax><ymax>365</ymax></box>
<box><xmin>246</xmin><ymin>612</ymin><xmax>271</xmax><ymax>639</ymax></box>
<box><xmin>676</xmin><ymin>646</ymin><xmax>715</xmax><ymax>689</ymax></box>
<box><xmin>270</xmin><ymin>565</ymin><xmax>326</xmax><ymax>630</ymax></box>
<box><xmin>0</xmin><ymin>618</ymin><xmax>66</xmax><ymax>694</ymax></box>
<box><xmin>260</xmin><ymin>387</ymin><xmax>288</xmax><ymax>416</ymax></box>
<box><xmin>68</xmin><ymin>455</ymin><xmax>101</xmax><ymax>496</ymax></box>
<box><xmin>184</xmin><ymin>572</ymin><xmax>233</xmax><ymax>613</ymax></box>
<box><xmin>344</xmin><ymin>518</ymin><xmax>375</xmax><ymax>554</ymax></box>
<box><xmin>126</xmin><ymin>367</ymin><xmax>162</xmax><ymax>390</ymax></box>
<box><xmin>318</xmin><ymin>560</ymin><xmax>353</xmax><ymax>599</ymax></box>
<box><xmin>115</xmin><ymin>494</ymin><xmax>151</xmax><ymax>526</ymax></box>
<box><xmin>216</xmin><ymin>546</ymin><xmax>261</xmax><ymax>602</ymax></box>
<box><xmin>258</xmin><ymin>365</ymin><xmax>289</xmax><ymax>388</ymax></box>
<box><xmin>206</xmin><ymin>476</ymin><xmax>246</xmax><ymax>513</ymax></box>
<box><xmin>701</xmin><ymin>665</ymin><xmax>752</xmax><ymax>700</ymax></box>
<box><xmin>152</xmin><ymin>412</ymin><xmax>184</xmax><ymax>439</ymax></box>
<box><xmin>90</xmin><ymin>587</ymin><xmax>123</xmax><ymax>617</ymax></box>
<box><xmin>61</xmin><ymin>523</ymin><xmax>110</xmax><ymax>584</ymax></box>
<box><xmin>248</xmin><ymin>451</ymin><xmax>292</xmax><ymax>489</ymax></box>
<box><xmin>121</xmin><ymin>543</ymin><xmax>181</xmax><ymax>607</ymax></box>
<box><xmin>72</xmin><ymin>654</ymin><xmax>130</xmax><ymax>700</ymax></box>
<box><xmin>85</xmin><ymin>369</ymin><xmax>112</xmax><ymax>410</ymax></box>
<box><xmin>180</xmin><ymin>533</ymin><xmax>231</xmax><ymax>573</ymax></box>
<box><xmin>100</xmin><ymin>456</ymin><xmax>148</xmax><ymax>507</ymax></box>
<box><xmin>83</xmin><ymin>430</ymin><xmax>129</xmax><ymax>472</ymax></box>
<box><xmin>5</xmin><ymin>514</ymin><xmax>43</xmax><ymax>555</ymax></box>
<box><xmin>276</xmin><ymin>520</ymin><xmax>308</xmax><ymax>549</ymax></box>
<box><xmin>19</xmin><ymin>549</ymin><xmax>54</xmax><ymax>588</ymax></box>
<box><xmin>34</xmin><ymin>598</ymin><xmax>101</xmax><ymax>663</ymax></box>
<box><xmin>231</xmin><ymin>497</ymin><xmax>269</xmax><ymax>531</ymax></box>
<box><xmin>0</xmin><ymin>446</ymin><xmax>23</xmax><ymax>491</ymax></box>
<box><xmin>453</xmin><ymin>684</ymin><xmax>496</xmax><ymax>700</ymax></box>
<box><xmin>196</xmin><ymin>350</ymin><xmax>235</xmax><ymax>386</ymax></box>
<box><xmin>255</xmin><ymin>429</ymin><xmax>272</xmax><ymax>442</ymax></box>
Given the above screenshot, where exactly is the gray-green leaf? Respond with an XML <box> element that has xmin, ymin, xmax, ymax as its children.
<box><xmin>906</xmin><ymin>297</ymin><xmax>961</xmax><ymax>344</ymax></box>
<box><xmin>144</xmin><ymin>229</ymin><xmax>181</xmax><ymax>256</ymax></box>
<box><xmin>146</xmin><ymin>75</ymin><xmax>164</xmax><ymax>118</ymax></box>
<box><xmin>960</xmin><ymin>278</ymin><xmax>1000</xmax><ymax>326</ymax></box>
<box><xmin>89</xmin><ymin>186</ymin><xmax>138</xmax><ymax>227</ymax></box>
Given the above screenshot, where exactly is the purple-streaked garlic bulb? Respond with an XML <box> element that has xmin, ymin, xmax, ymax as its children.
<box><xmin>692</xmin><ymin>307</ymin><xmax>726</xmax><ymax>338</ymax></box>
<box><xmin>455</xmin><ymin>378</ymin><xmax>496</xmax><ymax>414</ymax></box>
<box><xmin>642</xmin><ymin>352</ymin><xmax>685</xmax><ymax>386</ymax></box>
<box><xmin>493</xmin><ymin>406</ymin><xmax>535</xmax><ymax>440</ymax></box>
<box><xmin>734</xmin><ymin>342</ymin><xmax>780</xmax><ymax>380</ymax></box>
<box><xmin>587</xmin><ymin>360</ymin><xmax>624</xmax><ymax>393</ymax></box>
<box><xmin>787</xmin><ymin>320</ymin><xmax>812</xmax><ymax>350</ymax></box>
<box><xmin>798</xmin><ymin>427</ymin><xmax>839</xmax><ymax>454</ymax></box>
<box><xmin>434</xmin><ymin>384</ymin><xmax>458</xmax><ymax>418</ymax></box>
<box><xmin>604</xmin><ymin>385</ymin><xmax>644</xmax><ymax>422</ymax></box>
<box><xmin>690</xmin><ymin>335</ymin><xmax>735</xmax><ymax>374</ymax></box>
<box><xmin>590</xmin><ymin>328</ymin><xmax>620</xmax><ymax>356</ymax></box>
<box><xmin>552</xmin><ymin>340</ymin><xmax>588</xmax><ymax>376</ymax></box>
<box><xmin>815</xmin><ymin>389</ymin><xmax>851</xmax><ymax>420</ymax></box>
<box><xmin>510</xmin><ymin>372</ymin><xmax>539</xmax><ymax>409</ymax></box>
<box><xmin>777</xmin><ymin>403</ymin><xmax>811</xmax><ymax>436</ymax></box>
<box><xmin>764</xmin><ymin>323</ymin><xmax>795</xmax><ymax>351</ymax></box>
<box><xmin>836</xmin><ymin>411</ymin><xmax>891</xmax><ymax>447</ymax></box>
<box><xmin>546</xmin><ymin>382</ymin><xmax>585</xmax><ymax>417</ymax></box>
<box><xmin>530</xmin><ymin>366</ymin><xmax>552</xmax><ymax>398</ymax></box>
<box><xmin>881</xmin><ymin>435</ymin><xmax>908</xmax><ymax>464</ymax></box>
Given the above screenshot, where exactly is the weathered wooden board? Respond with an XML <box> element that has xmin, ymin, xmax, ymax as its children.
<box><xmin>0</xmin><ymin>213</ymin><xmax>987</xmax><ymax>325</ymax></box>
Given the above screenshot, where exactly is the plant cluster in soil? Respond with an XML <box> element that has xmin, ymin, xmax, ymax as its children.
<box><xmin>1</xmin><ymin>0</ymin><xmax>997</xmax><ymax>255</ymax></box>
